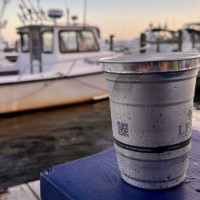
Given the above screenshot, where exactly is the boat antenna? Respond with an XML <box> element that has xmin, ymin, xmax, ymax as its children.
<box><xmin>65</xmin><ymin>0</ymin><xmax>70</xmax><ymax>25</ymax></box>
<box><xmin>66</xmin><ymin>8</ymin><xmax>70</xmax><ymax>25</ymax></box>
<box><xmin>83</xmin><ymin>0</ymin><xmax>87</xmax><ymax>26</ymax></box>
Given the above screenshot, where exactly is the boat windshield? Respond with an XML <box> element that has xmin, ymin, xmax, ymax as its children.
<box><xmin>59</xmin><ymin>30</ymin><xmax>99</xmax><ymax>53</ymax></box>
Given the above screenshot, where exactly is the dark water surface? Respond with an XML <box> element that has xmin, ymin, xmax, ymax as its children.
<box><xmin>0</xmin><ymin>100</ymin><xmax>113</xmax><ymax>189</ymax></box>
<box><xmin>1</xmin><ymin>86</ymin><xmax>200</xmax><ymax>189</ymax></box>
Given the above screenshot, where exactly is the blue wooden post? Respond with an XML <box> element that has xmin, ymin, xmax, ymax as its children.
<box><xmin>41</xmin><ymin>129</ymin><xmax>200</xmax><ymax>200</ymax></box>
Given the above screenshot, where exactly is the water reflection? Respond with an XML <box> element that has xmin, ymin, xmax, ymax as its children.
<box><xmin>0</xmin><ymin>100</ymin><xmax>113</xmax><ymax>188</ymax></box>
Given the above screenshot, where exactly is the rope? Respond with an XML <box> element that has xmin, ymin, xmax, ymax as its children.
<box><xmin>72</xmin><ymin>77</ymin><xmax>107</xmax><ymax>92</ymax></box>
<box><xmin>57</xmin><ymin>59</ymin><xmax>107</xmax><ymax>92</ymax></box>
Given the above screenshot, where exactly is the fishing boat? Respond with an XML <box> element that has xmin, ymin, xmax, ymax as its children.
<box><xmin>0</xmin><ymin>5</ymin><xmax>117</xmax><ymax>114</ymax></box>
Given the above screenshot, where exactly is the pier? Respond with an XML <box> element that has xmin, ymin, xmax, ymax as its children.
<box><xmin>0</xmin><ymin>181</ymin><xmax>40</xmax><ymax>200</ymax></box>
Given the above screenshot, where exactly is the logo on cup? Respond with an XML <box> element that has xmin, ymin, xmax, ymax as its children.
<box><xmin>179</xmin><ymin>109</ymin><xmax>192</xmax><ymax>136</ymax></box>
<box><xmin>117</xmin><ymin>121</ymin><xmax>129</xmax><ymax>137</ymax></box>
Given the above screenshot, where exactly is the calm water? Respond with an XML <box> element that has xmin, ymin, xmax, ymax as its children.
<box><xmin>1</xmin><ymin>88</ymin><xmax>200</xmax><ymax>189</ymax></box>
<box><xmin>0</xmin><ymin>100</ymin><xmax>113</xmax><ymax>189</ymax></box>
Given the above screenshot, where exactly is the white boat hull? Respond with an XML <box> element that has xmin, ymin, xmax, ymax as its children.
<box><xmin>0</xmin><ymin>72</ymin><xmax>108</xmax><ymax>114</ymax></box>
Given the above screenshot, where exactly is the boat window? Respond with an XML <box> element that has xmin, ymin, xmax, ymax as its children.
<box><xmin>77</xmin><ymin>31</ymin><xmax>99</xmax><ymax>52</ymax></box>
<box><xmin>42</xmin><ymin>31</ymin><xmax>53</xmax><ymax>53</ymax></box>
<box><xmin>60</xmin><ymin>31</ymin><xmax>77</xmax><ymax>52</ymax></box>
<box><xmin>59</xmin><ymin>30</ymin><xmax>99</xmax><ymax>53</ymax></box>
<box><xmin>21</xmin><ymin>33</ymin><xmax>29</xmax><ymax>52</ymax></box>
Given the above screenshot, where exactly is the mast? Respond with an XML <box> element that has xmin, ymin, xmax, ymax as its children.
<box><xmin>37</xmin><ymin>0</ymin><xmax>42</xmax><ymax>24</ymax></box>
<box><xmin>66</xmin><ymin>8</ymin><xmax>70</xmax><ymax>25</ymax></box>
<box><xmin>83</xmin><ymin>0</ymin><xmax>87</xmax><ymax>26</ymax></box>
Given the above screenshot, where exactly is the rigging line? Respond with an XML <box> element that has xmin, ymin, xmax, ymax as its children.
<box><xmin>0</xmin><ymin>76</ymin><xmax>59</xmax><ymax>105</ymax></box>
<box><xmin>0</xmin><ymin>74</ymin><xmax>106</xmax><ymax>106</ymax></box>
<box><xmin>73</xmin><ymin>77</ymin><xmax>107</xmax><ymax>92</ymax></box>
<box><xmin>18</xmin><ymin>59</ymin><xmax>77</xmax><ymax>80</ymax></box>
<box><xmin>65</xmin><ymin>59</ymin><xmax>77</xmax><ymax>76</ymax></box>
<box><xmin>53</xmin><ymin>56</ymin><xmax>105</xmax><ymax>92</ymax></box>
<box><xmin>57</xmin><ymin>72</ymin><xmax>106</xmax><ymax>92</ymax></box>
<box><xmin>40</xmin><ymin>55</ymin><xmax>103</xmax><ymax>66</ymax></box>
<box><xmin>17</xmin><ymin>64</ymin><xmax>32</xmax><ymax>81</ymax></box>
<box><xmin>0</xmin><ymin>73</ymin><xmax>106</xmax><ymax>106</ymax></box>
<box><xmin>17</xmin><ymin>55</ymin><xmax>103</xmax><ymax>79</ymax></box>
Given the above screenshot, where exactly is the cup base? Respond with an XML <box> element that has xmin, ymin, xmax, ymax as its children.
<box><xmin>121</xmin><ymin>172</ymin><xmax>185</xmax><ymax>190</ymax></box>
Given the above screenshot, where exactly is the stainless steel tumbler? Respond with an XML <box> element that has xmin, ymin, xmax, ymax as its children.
<box><xmin>101</xmin><ymin>53</ymin><xmax>200</xmax><ymax>189</ymax></box>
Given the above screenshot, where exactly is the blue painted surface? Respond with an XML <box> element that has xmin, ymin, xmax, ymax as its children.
<box><xmin>40</xmin><ymin>130</ymin><xmax>200</xmax><ymax>200</ymax></box>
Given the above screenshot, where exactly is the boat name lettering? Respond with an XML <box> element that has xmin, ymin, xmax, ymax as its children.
<box><xmin>84</xmin><ymin>58</ymin><xmax>100</xmax><ymax>65</ymax></box>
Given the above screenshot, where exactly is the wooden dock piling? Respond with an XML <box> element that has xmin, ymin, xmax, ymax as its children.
<box><xmin>140</xmin><ymin>33</ymin><xmax>146</xmax><ymax>53</ymax></box>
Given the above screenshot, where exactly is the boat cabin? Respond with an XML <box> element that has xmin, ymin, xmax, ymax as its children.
<box><xmin>16</xmin><ymin>25</ymin><xmax>104</xmax><ymax>75</ymax></box>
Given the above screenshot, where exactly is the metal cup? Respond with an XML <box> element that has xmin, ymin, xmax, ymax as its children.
<box><xmin>101</xmin><ymin>53</ymin><xmax>200</xmax><ymax>190</ymax></box>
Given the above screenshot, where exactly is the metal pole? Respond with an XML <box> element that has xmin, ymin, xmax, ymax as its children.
<box><xmin>110</xmin><ymin>35</ymin><xmax>114</xmax><ymax>51</ymax></box>
<box><xmin>156</xmin><ymin>39</ymin><xmax>160</xmax><ymax>53</ymax></box>
<box><xmin>37</xmin><ymin>0</ymin><xmax>42</xmax><ymax>24</ymax></box>
<box><xmin>83</xmin><ymin>0</ymin><xmax>87</xmax><ymax>26</ymax></box>
<box><xmin>178</xmin><ymin>30</ymin><xmax>182</xmax><ymax>51</ymax></box>
<box><xmin>192</xmin><ymin>32</ymin><xmax>195</xmax><ymax>49</ymax></box>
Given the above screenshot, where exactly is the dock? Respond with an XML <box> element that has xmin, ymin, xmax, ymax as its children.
<box><xmin>0</xmin><ymin>181</ymin><xmax>40</xmax><ymax>200</ymax></box>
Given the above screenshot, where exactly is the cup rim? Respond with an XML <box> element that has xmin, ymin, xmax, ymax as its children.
<box><xmin>100</xmin><ymin>53</ymin><xmax>200</xmax><ymax>64</ymax></box>
<box><xmin>100</xmin><ymin>53</ymin><xmax>200</xmax><ymax>74</ymax></box>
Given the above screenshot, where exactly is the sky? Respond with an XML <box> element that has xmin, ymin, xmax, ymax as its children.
<box><xmin>1</xmin><ymin>0</ymin><xmax>200</xmax><ymax>43</ymax></box>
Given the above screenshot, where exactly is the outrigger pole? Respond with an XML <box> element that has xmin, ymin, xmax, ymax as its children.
<box><xmin>0</xmin><ymin>0</ymin><xmax>8</xmax><ymax>21</ymax></box>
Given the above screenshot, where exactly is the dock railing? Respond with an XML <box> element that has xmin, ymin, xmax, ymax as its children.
<box><xmin>140</xmin><ymin>29</ymin><xmax>182</xmax><ymax>53</ymax></box>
